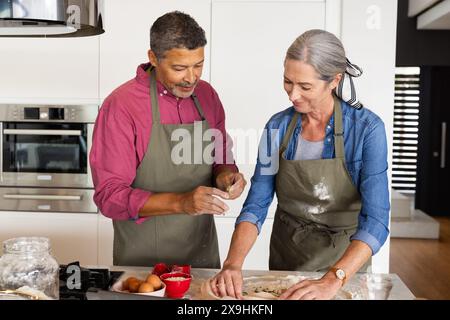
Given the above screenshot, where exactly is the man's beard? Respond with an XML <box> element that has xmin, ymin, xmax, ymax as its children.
<box><xmin>172</xmin><ymin>81</ymin><xmax>198</xmax><ymax>98</ymax></box>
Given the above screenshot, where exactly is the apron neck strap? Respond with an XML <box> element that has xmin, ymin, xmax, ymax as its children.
<box><xmin>333</xmin><ymin>95</ymin><xmax>345</xmax><ymax>160</ymax></box>
<box><xmin>149</xmin><ymin>67</ymin><xmax>161</xmax><ymax>123</ymax></box>
<box><xmin>280</xmin><ymin>96</ymin><xmax>345</xmax><ymax>159</ymax></box>
<box><xmin>149</xmin><ymin>67</ymin><xmax>206</xmax><ymax>123</ymax></box>
<box><xmin>280</xmin><ymin>112</ymin><xmax>300</xmax><ymax>154</ymax></box>
<box><xmin>191</xmin><ymin>93</ymin><xmax>206</xmax><ymax>120</ymax></box>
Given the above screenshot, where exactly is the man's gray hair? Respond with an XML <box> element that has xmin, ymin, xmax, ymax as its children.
<box><xmin>286</xmin><ymin>29</ymin><xmax>347</xmax><ymax>82</ymax></box>
<box><xmin>150</xmin><ymin>11</ymin><xmax>207</xmax><ymax>60</ymax></box>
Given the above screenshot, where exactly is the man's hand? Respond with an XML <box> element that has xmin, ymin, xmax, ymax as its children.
<box><xmin>178</xmin><ymin>186</ymin><xmax>230</xmax><ymax>216</ymax></box>
<box><xmin>209</xmin><ymin>264</ymin><xmax>244</xmax><ymax>299</ymax></box>
<box><xmin>278</xmin><ymin>275</ymin><xmax>342</xmax><ymax>300</ymax></box>
<box><xmin>215</xmin><ymin>171</ymin><xmax>247</xmax><ymax>200</ymax></box>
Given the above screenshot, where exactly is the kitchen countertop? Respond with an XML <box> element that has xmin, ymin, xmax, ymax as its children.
<box><xmin>105</xmin><ymin>266</ymin><xmax>415</xmax><ymax>300</ymax></box>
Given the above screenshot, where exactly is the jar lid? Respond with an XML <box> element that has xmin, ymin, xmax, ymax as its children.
<box><xmin>3</xmin><ymin>237</ymin><xmax>51</xmax><ymax>254</ymax></box>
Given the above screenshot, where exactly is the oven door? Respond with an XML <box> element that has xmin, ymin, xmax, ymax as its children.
<box><xmin>0</xmin><ymin>121</ymin><xmax>93</xmax><ymax>188</ymax></box>
<box><xmin>0</xmin><ymin>187</ymin><xmax>97</xmax><ymax>213</ymax></box>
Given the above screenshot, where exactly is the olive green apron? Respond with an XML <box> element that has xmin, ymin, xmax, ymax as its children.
<box><xmin>269</xmin><ymin>96</ymin><xmax>370</xmax><ymax>272</ymax></box>
<box><xmin>112</xmin><ymin>68</ymin><xmax>220</xmax><ymax>268</ymax></box>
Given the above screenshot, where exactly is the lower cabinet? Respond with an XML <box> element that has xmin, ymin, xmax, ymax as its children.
<box><xmin>0</xmin><ymin>211</ymin><xmax>98</xmax><ymax>265</ymax></box>
<box><xmin>97</xmin><ymin>214</ymin><xmax>114</xmax><ymax>266</ymax></box>
<box><xmin>214</xmin><ymin>217</ymin><xmax>274</xmax><ymax>271</ymax></box>
<box><xmin>0</xmin><ymin>212</ymin><xmax>273</xmax><ymax>269</ymax></box>
<box><xmin>96</xmin><ymin>214</ymin><xmax>273</xmax><ymax>270</ymax></box>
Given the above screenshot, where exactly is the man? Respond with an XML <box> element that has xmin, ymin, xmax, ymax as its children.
<box><xmin>90</xmin><ymin>11</ymin><xmax>246</xmax><ymax>268</ymax></box>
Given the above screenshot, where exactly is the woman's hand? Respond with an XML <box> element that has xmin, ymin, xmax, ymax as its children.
<box><xmin>215</xmin><ymin>171</ymin><xmax>247</xmax><ymax>200</ymax></box>
<box><xmin>209</xmin><ymin>265</ymin><xmax>244</xmax><ymax>299</ymax></box>
<box><xmin>278</xmin><ymin>275</ymin><xmax>342</xmax><ymax>300</ymax></box>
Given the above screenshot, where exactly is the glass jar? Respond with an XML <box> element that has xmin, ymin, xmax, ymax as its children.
<box><xmin>0</xmin><ymin>237</ymin><xmax>59</xmax><ymax>299</ymax></box>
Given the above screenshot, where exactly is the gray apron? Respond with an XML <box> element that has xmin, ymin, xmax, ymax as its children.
<box><xmin>269</xmin><ymin>96</ymin><xmax>369</xmax><ymax>272</ymax></box>
<box><xmin>113</xmin><ymin>68</ymin><xmax>220</xmax><ymax>268</ymax></box>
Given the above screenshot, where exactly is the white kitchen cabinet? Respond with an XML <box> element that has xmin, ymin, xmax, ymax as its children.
<box><xmin>0</xmin><ymin>0</ymin><xmax>396</xmax><ymax>274</ymax></box>
<box><xmin>96</xmin><ymin>215</ymin><xmax>273</xmax><ymax>270</ymax></box>
<box><xmin>214</xmin><ymin>217</ymin><xmax>273</xmax><ymax>270</ymax></box>
<box><xmin>210</xmin><ymin>1</ymin><xmax>326</xmax><ymax>221</ymax></box>
<box><xmin>211</xmin><ymin>0</ymin><xmax>397</xmax><ymax>273</ymax></box>
<box><xmin>0</xmin><ymin>211</ymin><xmax>98</xmax><ymax>265</ymax></box>
<box><xmin>341</xmin><ymin>0</ymin><xmax>397</xmax><ymax>273</ymax></box>
<box><xmin>97</xmin><ymin>214</ymin><xmax>114</xmax><ymax>266</ymax></box>
<box><xmin>99</xmin><ymin>0</ymin><xmax>211</xmax><ymax>100</ymax></box>
<box><xmin>0</xmin><ymin>37</ymin><xmax>99</xmax><ymax>103</ymax></box>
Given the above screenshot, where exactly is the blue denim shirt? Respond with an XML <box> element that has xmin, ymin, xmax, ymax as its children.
<box><xmin>236</xmin><ymin>100</ymin><xmax>390</xmax><ymax>255</ymax></box>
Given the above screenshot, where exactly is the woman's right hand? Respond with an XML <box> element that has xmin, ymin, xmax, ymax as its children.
<box><xmin>209</xmin><ymin>265</ymin><xmax>244</xmax><ymax>299</ymax></box>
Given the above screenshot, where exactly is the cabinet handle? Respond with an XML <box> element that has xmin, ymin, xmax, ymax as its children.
<box><xmin>3</xmin><ymin>129</ymin><xmax>82</xmax><ymax>136</ymax></box>
<box><xmin>3</xmin><ymin>194</ymin><xmax>82</xmax><ymax>201</ymax></box>
<box><xmin>441</xmin><ymin>122</ymin><xmax>447</xmax><ymax>169</ymax></box>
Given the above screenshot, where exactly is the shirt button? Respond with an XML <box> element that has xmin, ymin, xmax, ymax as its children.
<box><xmin>163</xmin><ymin>90</ymin><xmax>168</xmax><ymax>94</ymax></box>
<box><xmin>160</xmin><ymin>93</ymin><xmax>163</xmax><ymax>96</ymax></box>
<box><xmin>327</xmin><ymin>125</ymin><xmax>331</xmax><ymax>130</ymax></box>
<box><xmin>328</xmin><ymin>138</ymin><xmax>331</xmax><ymax>142</ymax></box>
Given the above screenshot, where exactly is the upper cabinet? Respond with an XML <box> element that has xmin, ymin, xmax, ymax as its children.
<box><xmin>0</xmin><ymin>37</ymin><xmax>99</xmax><ymax>103</ymax></box>
<box><xmin>99</xmin><ymin>0</ymin><xmax>211</xmax><ymax>100</ymax></box>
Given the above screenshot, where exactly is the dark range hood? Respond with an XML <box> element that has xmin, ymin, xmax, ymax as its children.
<box><xmin>0</xmin><ymin>0</ymin><xmax>104</xmax><ymax>37</ymax></box>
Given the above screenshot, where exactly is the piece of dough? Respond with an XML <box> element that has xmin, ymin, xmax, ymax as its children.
<box><xmin>200</xmin><ymin>275</ymin><xmax>305</xmax><ymax>300</ymax></box>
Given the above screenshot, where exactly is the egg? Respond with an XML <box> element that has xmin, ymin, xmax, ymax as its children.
<box><xmin>138</xmin><ymin>282</ymin><xmax>155</xmax><ymax>293</ymax></box>
<box><xmin>123</xmin><ymin>277</ymin><xmax>138</xmax><ymax>291</ymax></box>
<box><xmin>128</xmin><ymin>279</ymin><xmax>143</xmax><ymax>293</ymax></box>
<box><xmin>146</xmin><ymin>274</ymin><xmax>163</xmax><ymax>290</ymax></box>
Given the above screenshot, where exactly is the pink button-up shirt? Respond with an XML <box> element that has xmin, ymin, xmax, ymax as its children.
<box><xmin>90</xmin><ymin>63</ymin><xmax>238</xmax><ymax>222</ymax></box>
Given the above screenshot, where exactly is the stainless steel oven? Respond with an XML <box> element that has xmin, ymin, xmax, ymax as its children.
<box><xmin>0</xmin><ymin>104</ymin><xmax>98</xmax><ymax>213</ymax></box>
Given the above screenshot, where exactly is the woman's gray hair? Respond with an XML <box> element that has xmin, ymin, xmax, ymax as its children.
<box><xmin>286</xmin><ymin>29</ymin><xmax>347</xmax><ymax>82</ymax></box>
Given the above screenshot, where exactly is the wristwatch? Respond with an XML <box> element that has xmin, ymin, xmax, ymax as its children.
<box><xmin>330</xmin><ymin>267</ymin><xmax>347</xmax><ymax>286</ymax></box>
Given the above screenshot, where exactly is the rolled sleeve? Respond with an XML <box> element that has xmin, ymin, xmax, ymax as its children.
<box><xmin>353</xmin><ymin>119</ymin><xmax>391</xmax><ymax>255</ymax></box>
<box><xmin>235</xmin><ymin>212</ymin><xmax>262</xmax><ymax>233</ymax></box>
<box><xmin>351</xmin><ymin>226</ymin><xmax>384</xmax><ymax>255</ymax></box>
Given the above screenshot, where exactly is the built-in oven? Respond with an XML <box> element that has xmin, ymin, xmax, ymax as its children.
<box><xmin>0</xmin><ymin>104</ymin><xmax>98</xmax><ymax>213</ymax></box>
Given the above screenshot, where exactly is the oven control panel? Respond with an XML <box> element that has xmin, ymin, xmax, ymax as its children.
<box><xmin>0</xmin><ymin>104</ymin><xmax>98</xmax><ymax>123</ymax></box>
<box><xmin>24</xmin><ymin>107</ymin><xmax>66</xmax><ymax>120</ymax></box>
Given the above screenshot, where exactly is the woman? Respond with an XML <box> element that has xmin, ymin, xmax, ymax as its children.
<box><xmin>209</xmin><ymin>29</ymin><xmax>390</xmax><ymax>300</ymax></box>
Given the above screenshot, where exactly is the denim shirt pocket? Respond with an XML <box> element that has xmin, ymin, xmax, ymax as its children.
<box><xmin>345</xmin><ymin>160</ymin><xmax>362</xmax><ymax>186</ymax></box>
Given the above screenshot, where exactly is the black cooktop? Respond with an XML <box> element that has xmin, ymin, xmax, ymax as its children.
<box><xmin>59</xmin><ymin>261</ymin><xmax>123</xmax><ymax>300</ymax></box>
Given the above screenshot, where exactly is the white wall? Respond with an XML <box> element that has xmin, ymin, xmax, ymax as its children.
<box><xmin>0</xmin><ymin>0</ymin><xmax>397</xmax><ymax>272</ymax></box>
<box><xmin>341</xmin><ymin>0</ymin><xmax>398</xmax><ymax>273</ymax></box>
<box><xmin>210</xmin><ymin>0</ymin><xmax>327</xmax><ymax>270</ymax></box>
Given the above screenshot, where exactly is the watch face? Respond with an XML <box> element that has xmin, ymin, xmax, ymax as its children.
<box><xmin>336</xmin><ymin>269</ymin><xmax>346</xmax><ymax>280</ymax></box>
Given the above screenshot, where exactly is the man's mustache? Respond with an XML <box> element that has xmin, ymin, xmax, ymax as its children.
<box><xmin>176</xmin><ymin>81</ymin><xmax>197</xmax><ymax>88</ymax></box>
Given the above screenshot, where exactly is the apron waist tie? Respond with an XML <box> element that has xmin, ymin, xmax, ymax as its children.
<box><xmin>323</xmin><ymin>229</ymin><xmax>349</xmax><ymax>248</ymax></box>
<box><xmin>292</xmin><ymin>224</ymin><xmax>348</xmax><ymax>249</ymax></box>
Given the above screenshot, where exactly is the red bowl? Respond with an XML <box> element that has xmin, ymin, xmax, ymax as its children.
<box><xmin>160</xmin><ymin>272</ymin><xmax>192</xmax><ymax>298</ymax></box>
